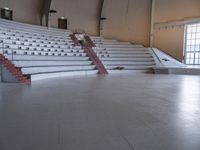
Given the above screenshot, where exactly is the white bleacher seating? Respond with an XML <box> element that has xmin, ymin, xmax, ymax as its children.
<box><xmin>90</xmin><ymin>36</ymin><xmax>156</xmax><ymax>74</ymax></box>
<box><xmin>0</xmin><ymin>19</ymin><xmax>158</xmax><ymax>82</ymax></box>
<box><xmin>0</xmin><ymin>19</ymin><xmax>98</xmax><ymax>81</ymax></box>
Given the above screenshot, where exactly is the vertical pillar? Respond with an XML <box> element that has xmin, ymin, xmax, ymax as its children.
<box><xmin>150</xmin><ymin>0</ymin><xmax>156</xmax><ymax>47</ymax></box>
<box><xmin>40</xmin><ymin>0</ymin><xmax>52</xmax><ymax>27</ymax></box>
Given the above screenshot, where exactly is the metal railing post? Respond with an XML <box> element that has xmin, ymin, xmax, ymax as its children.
<box><xmin>11</xmin><ymin>49</ymin><xmax>13</xmax><ymax>62</ymax></box>
<box><xmin>2</xmin><ymin>40</ymin><xmax>4</xmax><ymax>55</ymax></box>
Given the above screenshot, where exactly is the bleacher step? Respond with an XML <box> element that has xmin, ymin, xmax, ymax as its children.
<box><xmin>13</xmin><ymin>60</ymin><xmax>93</xmax><ymax>67</ymax></box>
<box><xmin>31</xmin><ymin>70</ymin><xmax>98</xmax><ymax>81</ymax></box>
<box><xmin>5</xmin><ymin>55</ymin><xmax>90</xmax><ymax>61</ymax></box>
<box><xmin>22</xmin><ymin>65</ymin><xmax>96</xmax><ymax>74</ymax></box>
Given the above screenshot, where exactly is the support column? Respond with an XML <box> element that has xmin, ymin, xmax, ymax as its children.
<box><xmin>150</xmin><ymin>0</ymin><xmax>156</xmax><ymax>47</ymax></box>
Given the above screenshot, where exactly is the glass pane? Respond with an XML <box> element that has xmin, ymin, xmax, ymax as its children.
<box><xmin>197</xmin><ymin>26</ymin><xmax>200</xmax><ymax>33</ymax></box>
<box><xmin>197</xmin><ymin>33</ymin><xmax>200</xmax><ymax>39</ymax></box>
<box><xmin>187</xmin><ymin>40</ymin><xmax>191</xmax><ymax>45</ymax></box>
<box><xmin>191</xmin><ymin>34</ymin><xmax>196</xmax><ymax>39</ymax></box>
<box><xmin>187</xmin><ymin>26</ymin><xmax>192</xmax><ymax>33</ymax></box>
<box><xmin>192</xmin><ymin>27</ymin><xmax>196</xmax><ymax>33</ymax></box>
<box><xmin>186</xmin><ymin>46</ymin><xmax>191</xmax><ymax>52</ymax></box>
<box><xmin>187</xmin><ymin>33</ymin><xmax>192</xmax><ymax>39</ymax></box>
<box><xmin>191</xmin><ymin>45</ymin><xmax>195</xmax><ymax>51</ymax></box>
<box><xmin>185</xmin><ymin>23</ymin><xmax>200</xmax><ymax>65</ymax></box>
<box><xmin>195</xmin><ymin>59</ymin><xmax>199</xmax><ymax>64</ymax></box>
<box><xmin>186</xmin><ymin>59</ymin><xmax>190</xmax><ymax>64</ymax></box>
<box><xmin>196</xmin><ymin>39</ymin><xmax>200</xmax><ymax>44</ymax></box>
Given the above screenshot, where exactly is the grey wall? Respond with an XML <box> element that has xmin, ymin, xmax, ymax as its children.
<box><xmin>41</xmin><ymin>0</ymin><xmax>52</xmax><ymax>26</ymax></box>
<box><xmin>49</xmin><ymin>0</ymin><xmax>100</xmax><ymax>35</ymax></box>
<box><xmin>48</xmin><ymin>0</ymin><xmax>151</xmax><ymax>46</ymax></box>
<box><xmin>0</xmin><ymin>0</ymin><xmax>153</xmax><ymax>46</ymax></box>
<box><xmin>0</xmin><ymin>0</ymin><xmax>43</xmax><ymax>25</ymax></box>
<box><xmin>101</xmin><ymin>0</ymin><xmax>151</xmax><ymax>46</ymax></box>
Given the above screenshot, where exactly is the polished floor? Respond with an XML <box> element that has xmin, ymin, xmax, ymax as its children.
<box><xmin>0</xmin><ymin>74</ymin><xmax>200</xmax><ymax>150</ymax></box>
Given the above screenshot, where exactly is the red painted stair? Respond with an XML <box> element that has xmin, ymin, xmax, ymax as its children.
<box><xmin>0</xmin><ymin>54</ymin><xmax>30</xmax><ymax>83</ymax></box>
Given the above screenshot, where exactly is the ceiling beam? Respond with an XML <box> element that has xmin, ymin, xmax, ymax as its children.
<box><xmin>40</xmin><ymin>0</ymin><xmax>52</xmax><ymax>27</ymax></box>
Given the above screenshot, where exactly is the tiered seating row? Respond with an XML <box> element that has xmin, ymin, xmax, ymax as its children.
<box><xmin>0</xmin><ymin>18</ymin><xmax>157</xmax><ymax>82</ymax></box>
<box><xmin>0</xmin><ymin>19</ymin><xmax>98</xmax><ymax>82</ymax></box>
<box><xmin>0</xmin><ymin>27</ymin><xmax>73</xmax><ymax>43</ymax></box>
<box><xmin>90</xmin><ymin>36</ymin><xmax>156</xmax><ymax>73</ymax></box>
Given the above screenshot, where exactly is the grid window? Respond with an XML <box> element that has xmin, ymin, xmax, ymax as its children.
<box><xmin>185</xmin><ymin>23</ymin><xmax>200</xmax><ymax>65</ymax></box>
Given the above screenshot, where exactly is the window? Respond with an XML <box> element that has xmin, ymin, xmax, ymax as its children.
<box><xmin>184</xmin><ymin>23</ymin><xmax>200</xmax><ymax>65</ymax></box>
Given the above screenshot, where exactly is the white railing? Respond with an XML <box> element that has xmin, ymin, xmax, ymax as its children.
<box><xmin>150</xmin><ymin>48</ymin><xmax>162</xmax><ymax>64</ymax></box>
<box><xmin>0</xmin><ymin>40</ymin><xmax>14</xmax><ymax>61</ymax></box>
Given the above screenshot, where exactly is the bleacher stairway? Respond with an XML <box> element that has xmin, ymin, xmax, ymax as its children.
<box><xmin>1</xmin><ymin>19</ymin><xmax>178</xmax><ymax>83</ymax></box>
<box><xmin>0</xmin><ymin>19</ymin><xmax>98</xmax><ymax>82</ymax></box>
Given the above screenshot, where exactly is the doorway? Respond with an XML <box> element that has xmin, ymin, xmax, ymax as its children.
<box><xmin>1</xmin><ymin>8</ymin><xmax>13</xmax><ymax>20</ymax></box>
<box><xmin>58</xmin><ymin>18</ymin><xmax>67</xmax><ymax>29</ymax></box>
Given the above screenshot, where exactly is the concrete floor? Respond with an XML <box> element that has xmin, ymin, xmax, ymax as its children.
<box><xmin>0</xmin><ymin>74</ymin><xmax>200</xmax><ymax>150</ymax></box>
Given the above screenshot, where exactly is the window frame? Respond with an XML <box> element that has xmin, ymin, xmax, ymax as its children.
<box><xmin>184</xmin><ymin>23</ymin><xmax>200</xmax><ymax>65</ymax></box>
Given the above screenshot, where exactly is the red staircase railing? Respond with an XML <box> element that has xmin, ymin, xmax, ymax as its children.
<box><xmin>84</xmin><ymin>35</ymin><xmax>107</xmax><ymax>74</ymax></box>
<box><xmin>0</xmin><ymin>54</ymin><xmax>30</xmax><ymax>83</ymax></box>
<box><xmin>84</xmin><ymin>35</ymin><xmax>96</xmax><ymax>47</ymax></box>
<box><xmin>70</xmin><ymin>33</ymin><xmax>81</xmax><ymax>46</ymax></box>
<box><xmin>70</xmin><ymin>34</ymin><xmax>108</xmax><ymax>75</ymax></box>
<box><xmin>84</xmin><ymin>46</ymin><xmax>108</xmax><ymax>74</ymax></box>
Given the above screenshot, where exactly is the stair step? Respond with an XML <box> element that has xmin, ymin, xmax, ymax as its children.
<box><xmin>21</xmin><ymin>65</ymin><xmax>96</xmax><ymax>74</ymax></box>
<box><xmin>108</xmin><ymin>70</ymin><xmax>154</xmax><ymax>74</ymax></box>
<box><xmin>5</xmin><ymin>55</ymin><xmax>90</xmax><ymax>61</ymax></box>
<box><xmin>106</xmin><ymin>65</ymin><xmax>155</xmax><ymax>70</ymax></box>
<box><xmin>101</xmin><ymin>55</ymin><xmax>153</xmax><ymax>58</ymax></box>
<box><xmin>13</xmin><ymin>60</ymin><xmax>93</xmax><ymax>67</ymax></box>
<box><xmin>104</xmin><ymin>62</ymin><xmax>155</xmax><ymax>65</ymax></box>
<box><xmin>1</xmin><ymin>54</ymin><xmax>29</xmax><ymax>83</ymax></box>
<box><xmin>31</xmin><ymin>70</ymin><xmax>98</xmax><ymax>81</ymax></box>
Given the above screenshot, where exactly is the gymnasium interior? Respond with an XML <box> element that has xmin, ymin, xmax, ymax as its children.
<box><xmin>0</xmin><ymin>0</ymin><xmax>200</xmax><ymax>149</ymax></box>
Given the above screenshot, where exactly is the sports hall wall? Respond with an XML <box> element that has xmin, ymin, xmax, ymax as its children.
<box><xmin>0</xmin><ymin>0</ymin><xmax>42</xmax><ymax>25</ymax></box>
<box><xmin>153</xmin><ymin>0</ymin><xmax>200</xmax><ymax>61</ymax></box>
<box><xmin>0</xmin><ymin>0</ymin><xmax>152</xmax><ymax>46</ymax></box>
<box><xmin>49</xmin><ymin>0</ymin><xmax>100</xmax><ymax>35</ymax></box>
<box><xmin>50</xmin><ymin>0</ymin><xmax>151</xmax><ymax>46</ymax></box>
<box><xmin>101</xmin><ymin>0</ymin><xmax>151</xmax><ymax>47</ymax></box>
